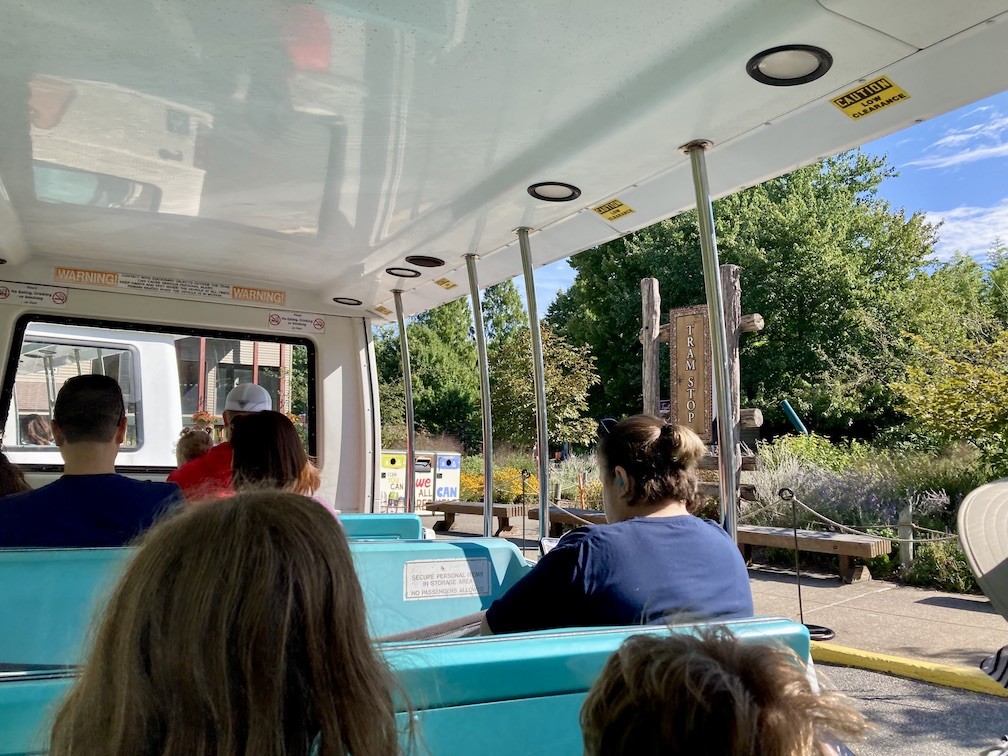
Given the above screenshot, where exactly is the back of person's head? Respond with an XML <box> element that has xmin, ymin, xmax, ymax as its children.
<box><xmin>223</xmin><ymin>382</ymin><xmax>273</xmax><ymax>415</ymax></box>
<box><xmin>581</xmin><ymin>627</ymin><xmax>867</xmax><ymax>756</ymax></box>
<box><xmin>52</xmin><ymin>375</ymin><xmax>125</xmax><ymax>444</ymax></box>
<box><xmin>22</xmin><ymin>414</ymin><xmax>53</xmax><ymax>445</ymax></box>
<box><xmin>597</xmin><ymin>414</ymin><xmax>707</xmax><ymax>511</ymax></box>
<box><xmin>231</xmin><ymin>410</ymin><xmax>316</xmax><ymax>494</ymax></box>
<box><xmin>0</xmin><ymin>452</ymin><xmax>31</xmax><ymax>496</ymax></box>
<box><xmin>50</xmin><ymin>491</ymin><xmax>397</xmax><ymax>756</ymax></box>
<box><xmin>175</xmin><ymin>426</ymin><xmax>214</xmax><ymax>465</ymax></box>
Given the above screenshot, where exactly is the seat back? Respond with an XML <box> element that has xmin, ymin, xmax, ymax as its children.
<box><xmin>0</xmin><ymin>538</ymin><xmax>530</xmax><ymax>665</ymax></box>
<box><xmin>387</xmin><ymin>618</ymin><xmax>810</xmax><ymax>754</ymax></box>
<box><xmin>339</xmin><ymin>513</ymin><xmax>424</xmax><ymax>540</ymax></box>
<box><xmin>0</xmin><ymin>618</ymin><xmax>809</xmax><ymax>756</ymax></box>
<box><xmin>351</xmin><ymin>538</ymin><xmax>531</xmax><ymax>637</ymax></box>
<box><xmin>0</xmin><ymin>548</ymin><xmax>133</xmax><ymax>667</ymax></box>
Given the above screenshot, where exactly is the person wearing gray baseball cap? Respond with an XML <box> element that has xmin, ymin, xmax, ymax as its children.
<box><xmin>958</xmin><ymin>479</ymin><xmax>1008</xmax><ymax>689</ymax></box>
<box><xmin>168</xmin><ymin>383</ymin><xmax>273</xmax><ymax>499</ymax></box>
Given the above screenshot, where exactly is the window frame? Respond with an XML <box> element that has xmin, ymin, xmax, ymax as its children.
<box><xmin>1</xmin><ymin>314</ymin><xmax>318</xmax><ymax>468</ymax></box>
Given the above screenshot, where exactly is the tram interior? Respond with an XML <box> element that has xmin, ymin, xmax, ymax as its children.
<box><xmin>2</xmin><ymin>0</ymin><xmax>1008</xmax><ymax>753</ymax></box>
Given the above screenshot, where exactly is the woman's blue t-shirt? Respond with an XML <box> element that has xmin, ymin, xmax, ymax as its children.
<box><xmin>485</xmin><ymin>515</ymin><xmax>753</xmax><ymax>634</ymax></box>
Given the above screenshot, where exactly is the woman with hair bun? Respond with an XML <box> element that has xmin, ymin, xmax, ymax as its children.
<box><xmin>482</xmin><ymin>414</ymin><xmax>753</xmax><ymax>634</ymax></box>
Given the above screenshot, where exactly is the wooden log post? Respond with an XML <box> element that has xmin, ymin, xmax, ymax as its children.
<box><xmin>641</xmin><ymin>278</ymin><xmax>661</xmax><ymax>416</ymax></box>
<box><xmin>899</xmin><ymin>503</ymin><xmax>914</xmax><ymax>570</ymax></box>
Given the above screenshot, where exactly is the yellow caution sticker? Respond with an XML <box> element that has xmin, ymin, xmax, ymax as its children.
<box><xmin>375</xmin><ymin>305</ymin><xmax>392</xmax><ymax>316</ymax></box>
<box><xmin>434</xmin><ymin>277</ymin><xmax>458</xmax><ymax>290</ymax></box>
<box><xmin>593</xmin><ymin>199</ymin><xmax>636</xmax><ymax>222</ymax></box>
<box><xmin>831</xmin><ymin>76</ymin><xmax>909</xmax><ymax>120</ymax></box>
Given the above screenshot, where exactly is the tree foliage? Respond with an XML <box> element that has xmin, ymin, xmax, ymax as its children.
<box><xmin>548</xmin><ymin>151</ymin><xmax>982</xmax><ymax>438</ymax></box>
<box><xmin>489</xmin><ymin>322</ymin><xmax>599</xmax><ymax>449</ymax></box>
<box><xmin>482</xmin><ymin>280</ymin><xmax>527</xmax><ymax>345</ymax></box>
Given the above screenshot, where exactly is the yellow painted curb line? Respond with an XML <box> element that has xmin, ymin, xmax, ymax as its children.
<box><xmin>812</xmin><ymin>641</ymin><xmax>1008</xmax><ymax>697</ymax></box>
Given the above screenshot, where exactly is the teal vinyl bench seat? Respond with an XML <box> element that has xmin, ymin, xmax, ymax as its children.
<box><xmin>339</xmin><ymin>513</ymin><xmax>425</xmax><ymax>541</ymax></box>
<box><xmin>0</xmin><ymin>538</ymin><xmax>531</xmax><ymax>665</ymax></box>
<box><xmin>0</xmin><ymin>618</ymin><xmax>809</xmax><ymax>755</ymax></box>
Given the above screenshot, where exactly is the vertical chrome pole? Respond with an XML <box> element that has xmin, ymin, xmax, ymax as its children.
<box><xmin>517</xmin><ymin>228</ymin><xmax>550</xmax><ymax>539</ymax></box>
<box><xmin>684</xmin><ymin>141</ymin><xmax>739</xmax><ymax>541</ymax></box>
<box><xmin>466</xmin><ymin>254</ymin><xmax>495</xmax><ymax>538</ymax></box>
<box><xmin>393</xmin><ymin>290</ymin><xmax>416</xmax><ymax>513</ymax></box>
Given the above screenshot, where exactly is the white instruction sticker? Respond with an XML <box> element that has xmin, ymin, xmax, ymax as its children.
<box><xmin>0</xmin><ymin>281</ymin><xmax>69</xmax><ymax>307</ymax></box>
<box><xmin>403</xmin><ymin>558</ymin><xmax>492</xmax><ymax>601</ymax></box>
<box><xmin>267</xmin><ymin>311</ymin><xmax>325</xmax><ymax>334</ymax></box>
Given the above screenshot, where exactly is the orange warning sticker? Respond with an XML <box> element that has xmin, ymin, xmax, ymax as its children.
<box><xmin>54</xmin><ymin>266</ymin><xmax>118</xmax><ymax>286</ymax></box>
<box><xmin>434</xmin><ymin>277</ymin><xmax>458</xmax><ymax>290</ymax></box>
<box><xmin>375</xmin><ymin>305</ymin><xmax>393</xmax><ymax>316</ymax></box>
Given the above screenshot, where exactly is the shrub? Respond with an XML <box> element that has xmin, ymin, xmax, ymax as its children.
<box><xmin>904</xmin><ymin>540</ymin><xmax>980</xmax><ymax>594</ymax></box>
<box><xmin>457</xmin><ymin>467</ymin><xmax>539</xmax><ymax>504</ymax></box>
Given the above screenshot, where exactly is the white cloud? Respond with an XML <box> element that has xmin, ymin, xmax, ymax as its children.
<box><xmin>908</xmin><ymin>141</ymin><xmax>1008</xmax><ymax>169</ymax></box>
<box><xmin>926</xmin><ymin>198</ymin><xmax>1008</xmax><ymax>261</ymax></box>
<box><xmin>908</xmin><ymin>113</ymin><xmax>1008</xmax><ymax>169</ymax></box>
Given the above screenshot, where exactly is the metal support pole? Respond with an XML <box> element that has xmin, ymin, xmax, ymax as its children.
<box><xmin>685</xmin><ymin>141</ymin><xmax>739</xmax><ymax>541</ymax></box>
<box><xmin>393</xmin><ymin>290</ymin><xmax>416</xmax><ymax>513</ymax></box>
<box><xmin>517</xmin><ymin>227</ymin><xmax>550</xmax><ymax>539</ymax></box>
<box><xmin>465</xmin><ymin>254</ymin><xmax>495</xmax><ymax>538</ymax></box>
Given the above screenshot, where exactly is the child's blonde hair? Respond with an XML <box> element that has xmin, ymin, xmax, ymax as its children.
<box><xmin>581</xmin><ymin>626</ymin><xmax>867</xmax><ymax>756</ymax></box>
<box><xmin>176</xmin><ymin>426</ymin><xmax>214</xmax><ymax>465</ymax></box>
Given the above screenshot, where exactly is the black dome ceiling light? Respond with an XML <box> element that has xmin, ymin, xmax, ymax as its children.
<box><xmin>404</xmin><ymin>255</ymin><xmax>445</xmax><ymax>268</ymax></box>
<box><xmin>527</xmin><ymin>182</ymin><xmax>581</xmax><ymax>202</ymax></box>
<box><xmin>332</xmin><ymin>297</ymin><xmax>362</xmax><ymax>306</ymax></box>
<box><xmin>746</xmin><ymin>45</ymin><xmax>832</xmax><ymax>86</ymax></box>
<box><xmin>386</xmin><ymin>267</ymin><xmax>421</xmax><ymax>278</ymax></box>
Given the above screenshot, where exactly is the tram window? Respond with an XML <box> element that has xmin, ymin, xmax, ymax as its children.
<box><xmin>5</xmin><ymin>321</ymin><xmax>315</xmax><ymax>466</ymax></box>
<box><xmin>33</xmin><ymin>162</ymin><xmax>162</xmax><ymax>212</ymax></box>
<box><xmin>10</xmin><ymin>338</ymin><xmax>141</xmax><ymax>450</ymax></box>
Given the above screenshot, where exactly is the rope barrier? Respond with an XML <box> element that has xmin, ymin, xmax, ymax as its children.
<box><xmin>743</xmin><ymin>494</ymin><xmax>960</xmax><ymax>545</ymax></box>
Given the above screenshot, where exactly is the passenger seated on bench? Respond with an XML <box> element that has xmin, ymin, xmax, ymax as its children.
<box><xmin>0</xmin><ymin>375</ymin><xmax>181</xmax><ymax>548</ymax></box>
<box><xmin>230</xmin><ymin>410</ymin><xmax>330</xmax><ymax>509</ymax></box>
<box><xmin>483</xmin><ymin>415</ymin><xmax>753</xmax><ymax>634</ymax></box>
<box><xmin>175</xmin><ymin>425</ymin><xmax>214</xmax><ymax>466</ymax></box>
<box><xmin>49</xmin><ymin>491</ymin><xmax>398</xmax><ymax>756</ymax></box>
<box><xmin>168</xmin><ymin>382</ymin><xmax>272</xmax><ymax>499</ymax></box>
<box><xmin>581</xmin><ymin>626</ymin><xmax>867</xmax><ymax>756</ymax></box>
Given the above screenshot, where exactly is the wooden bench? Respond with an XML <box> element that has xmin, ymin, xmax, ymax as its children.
<box><xmin>427</xmin><ymin>501</ymin><xmax>526</xmax><ymax>536</ymax></box>
<box><xmin>528</xmin><ymin>506</ymin><xmax>606</xmax><ymax>537</ymax></box>
<box><xmin>737</xmin><ymin>524</ymin><xmax>891</xmax><ymax>582</ymax></box>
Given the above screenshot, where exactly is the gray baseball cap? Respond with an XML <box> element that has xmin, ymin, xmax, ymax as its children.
<box><xmin>958</xmin><ymin>479</ymin><xmax>1008</xmax><ymax>622</ymax></box>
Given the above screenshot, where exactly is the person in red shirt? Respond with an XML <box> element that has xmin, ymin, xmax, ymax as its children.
<box><xmin>168</xmin><ymin>384</ymin><xmax>272</xmax><ymax>500</ymax></box>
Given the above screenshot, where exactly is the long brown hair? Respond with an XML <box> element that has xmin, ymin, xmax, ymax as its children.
<box><xmin>581</xmin><ymin>627</ymin><xmax>867</xmax><ymax>755</ymax></box>
<box><xmin>50</xmin><ymin>491</ymin><xmax>398</xmax><ymax>756</ymax></box>
<box><xmin>230</xmin><ymin>410</ymin><xmax>319</xmax><ymax>495</ymax></box>
<box><xmin>0</xmin><ymin>451</ymin><xmax>31</xmax><ymax>496</ymax></box>
<box><xmin>597</xmin><ymin>414</ymin><xmax>707</xmax><ymax>511</ymax></box>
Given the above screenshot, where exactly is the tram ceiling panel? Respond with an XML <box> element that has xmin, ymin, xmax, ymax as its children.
<box><xmin>0</xmin><ymin>0</ymin><xmax>1006</xmax><ymax>315</ymax></box>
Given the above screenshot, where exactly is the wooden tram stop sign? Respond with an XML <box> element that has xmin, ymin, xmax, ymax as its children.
<box><xmin>668</xmin><ymin>305</ymin><xmax>713</xmax><ymax>441</ymax></box>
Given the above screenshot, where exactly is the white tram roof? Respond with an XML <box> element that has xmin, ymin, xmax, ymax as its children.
<box><xmin>1</xmin><ymin>0</ymin><xmax>1007</xmax><ymax>320</ymax></box>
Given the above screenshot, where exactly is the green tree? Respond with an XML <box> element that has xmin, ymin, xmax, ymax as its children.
<box><xmin>416</xmin><ymin>298</ymin><xmax>476</xmax><ymax>359</ymax></box>
<box><xmin>289</xmin><ymin>344</ymin><xmax>309</xmax><ymax>415</ymax></box>
<box><xmin>374</xmin><ymin>321</ymin><xmax>481</xmax><ymax>449</ymax></box>
<box><xmin>489</xmin><ymin>321</ymin><xmax>599</xmax><ymax>448</ymax></box>
<box><xmin>894</xmin><ymin>330</ymin><xmax>1008</xmax><ymax>474</ymax></box>
<box><xmin>482</xmin><ymin>280</ymin><xmax>527</xmax><ymax>346</ymax></box>
<box><xmin>549</xmin><ymin>151</ymin><xmax>963</xmax><ymax>438</ymax></box>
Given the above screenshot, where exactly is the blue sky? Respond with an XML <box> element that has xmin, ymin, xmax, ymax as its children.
<box><xmin>518</xmin><ymin>88</ymin><xmax>1008</xmax><ymax>309</ymax></box>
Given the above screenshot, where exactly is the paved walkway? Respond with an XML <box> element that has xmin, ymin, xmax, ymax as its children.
<box><xmin>429</xmin><ymin>510</ymin><xmax>1007</xmax><ymax>676</ymax></box>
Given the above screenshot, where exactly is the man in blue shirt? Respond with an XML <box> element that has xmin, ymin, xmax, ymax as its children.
<box><xmin>0</xmin><ymin>374</ymin><xmax>181</xmax><ymax>547</ymax></box>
